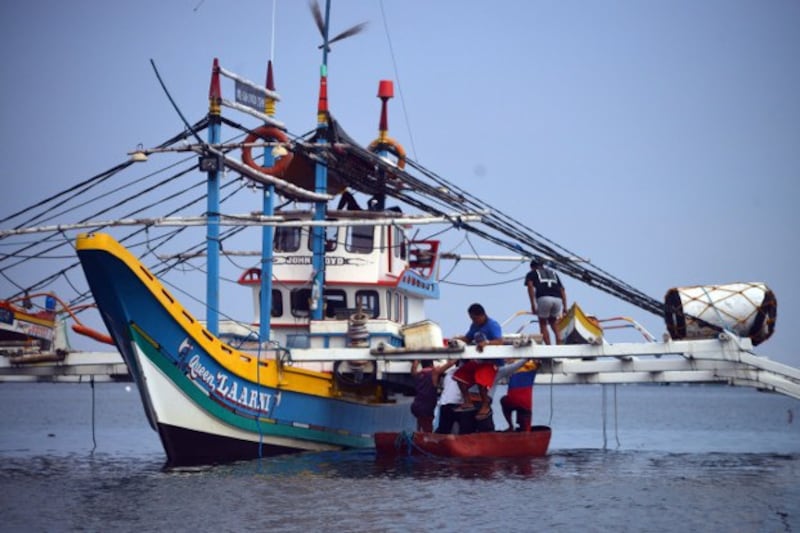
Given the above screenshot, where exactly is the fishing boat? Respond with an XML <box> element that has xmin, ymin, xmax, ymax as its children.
<box><xmin>0</xmin><ymin>294</ymin><xmax>59</xmax><ymax>361</ymax></box>
<box><xmin>375</xmin><ymin>427</ymin><xmax>552</xmax><ymax>459</ymax></box>
<box><xmin>3</xmin><ymin>0</ymin><xmax>797</xmax><ymax>465</ymax></box>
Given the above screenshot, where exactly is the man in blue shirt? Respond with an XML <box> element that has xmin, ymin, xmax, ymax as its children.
<box><xmin>451</xmin><ymin>303</ymin><xmax>504</xmax><ymax>421</ymax></box>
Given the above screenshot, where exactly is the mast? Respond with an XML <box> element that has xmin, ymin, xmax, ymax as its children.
<box><xmin>309</xmin><ymin>0</ymin><xmax>333</xmax><ymax>320</ymax></box>
<box><xmin>259</xmin><ymin>60</ymin><xmax>277</xmax><ymax>341</ymax></box>
<box><xmin>206</xmin><ymin>58</ymin><xmax>222</xmax><ymax>335</ymax></box>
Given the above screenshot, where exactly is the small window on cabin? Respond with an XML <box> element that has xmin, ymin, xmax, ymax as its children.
<box><xmin>257</xmin><ymin>289</ymin><xmax>284</xmax><ymax>318</ymax></box>
<box><xmin>271</xmin><ymin>289</ymin><xmax>283</xmax><ymax>317</ymax></box>
<box><xmin>308</xmin><ymin>225</ymin><xmax>339</xmax><ymax>252</ymax></box>
<box><xmin>323</xmin><ymin>289</ymin><xmax>347</xmax><ymax>319</ymax></box>
<box><xmin>403</xmin><ymin>296</ymin><xmax>409</xmax><ymax>325</ymax></box>
<box><xmin>346</xmin><ymin>225</ymin><xmax>374</xmax><ymax>254</ymax></box>
<box><xmin>386</xmin><ymin>291</ymin><xmax>393</xmax><ymax>321</ymax></box>
<box><xmin>355</xmin><ymin>290</ymin><xmax>379</xmax><ymax>318</ymax></box>
<box><xmin>395</xmin><ymin>227</ymin><xmax>407</xmax><ymax>260</ymax></box>
<box><xmin>326</xmin><ymin>225</ymin><xmax>339</xmax><ymax>252</ymax></box>
<box><xmin>290</xmin><ymin>288</ymin><xmax>312</xmax><ymax>318</ymax></box>
<box><xmin>275</xmin><ymin>225</ymin><xmax>301</xmax><ymax>252</ymax></box>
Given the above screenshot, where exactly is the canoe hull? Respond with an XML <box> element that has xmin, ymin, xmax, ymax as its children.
<box><xmin>556</xmin><ymin>303</ymin><xmax>603</xmax><ymax>345</ymax></box>
<box><xmin>374</xmin><ymin>426</ymin><xmax>551</xmax><ymax>458</ymax></box>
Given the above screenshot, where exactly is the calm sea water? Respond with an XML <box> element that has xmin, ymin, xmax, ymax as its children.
<box><xmin>1</xmin><ymin>382</ymin><xmax>798</xmax><ymax>532</ymax></box>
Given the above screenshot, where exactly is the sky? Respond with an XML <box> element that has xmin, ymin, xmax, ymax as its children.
<box><xmin>1</xmin><ymin>0</ymin><xmax>798</xmax><ymax>369</ymax></box>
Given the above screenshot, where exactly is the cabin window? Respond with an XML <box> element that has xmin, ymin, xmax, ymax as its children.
<box><xmin>394</xmin><ymin>291</ymin><xmax>401</xmax><ymax>322</ymax></box>
<box><xmin>355</xmin><ymin>290</ymin><xmax>379</xmax><ymax>318</ymax></box>
<box><xmin>386</xmin><ymin>291</ymin><xmax>393</xmax><ymax>321</ymax></box>
<box><xmin>323</xmin><ymin>289</ymin><xmax>347</xmax><ymax>319</ymax></box>
<box><xmin>290</xmin><ymin>288</ymin><xmax>312</xmax><ymax>318</ymax></box>
<box><xmin>274</xmin><ymin>224</ymin><xmax>301</xmax><ymax>252</ymax></box>
<box><xmin>306</xmin><ymin>225</ymin><xmax>339</xmax><ymax>252</ymax></box>
<box><xmin>403</xmin><ymin>296</ymin><xmax>409</xmax><ymax>325</ymax></box>
<box><xmin>394</xmin><ymin>226</ymin><xmax>407</xmax><ymax>260</ymax></box>
<box><xmin>325</xmin><ymin>225</ymin><xmax>338</xmax><ymax>252</ymax></box>
<box><xmin>257</xmin><ymin>289</ymin><xmax>284</xmax><ymax>318</ymax></box>
<box><xmin>346</xmin><ymin>225</ymin><xmax>374</xmax><ymax>254</ymax></box>
<box><xmin>272</xmin><ymin>289</ymin><xmax>283</xmax><ymax>317</ymax></box>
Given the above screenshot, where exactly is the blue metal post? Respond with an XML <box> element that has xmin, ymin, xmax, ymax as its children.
<box><xmin>310</xmin><ymin>0</ymin><xmax>332</xmax><ymax>321</ymax></box>
<box><xmin>260</xmin><ymin>61</ymin><xmax>278</xmax><ymax>341</ymax></box>
<box><xmin>206</xmin><ymin>59</ymin><xmax>222</xmax><ymax>335</ymax></box>
<box><xmin>260</xmin><ymin>188</ymin><xmax>275</xmax><ymax>340</ymax></box>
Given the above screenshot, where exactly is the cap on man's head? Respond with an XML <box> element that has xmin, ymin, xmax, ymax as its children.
<box><xmin>530</xmin><ymin>258</ymin><xmax>542</xmax><ymax>268</ymax></box>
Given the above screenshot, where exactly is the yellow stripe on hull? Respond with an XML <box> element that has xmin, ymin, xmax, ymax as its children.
<box><xmin>77</xmin><ymin>232</ymin><xmax>337</xmax><ymax>399</ymax></box>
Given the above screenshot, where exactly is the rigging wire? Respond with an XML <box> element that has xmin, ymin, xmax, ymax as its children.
<box><xmin>0</xmin><ymin>118</ymin><xmax>209</xmax><ymax>232</ymax></box>
<box><xmin>377</xmin><ymin>0</ymin><xmax>417</xmax><ymax>160</ymax></box>
<box><xmin>34</xmin><ymin>153</ymin><xmax>202</xmax><ymax>230</ymax></box>
<box><xmin>1</xmin><ymin>165</ymin><xmax>202</xmax><ymax>274</ymax></box>
<box><xmin>442</xmin><ymin>277</ymin><xmax>524</xmax><ymax>288</ymax></box>
<box><xmin>292</xmin><ymin>129</ymin><xmax>665</xmax><ymax>317</ymax></box>
<box><xmin>0</xmin><ymin>122</ymin><xmax>208</xmax><ymax>269</ymax></box>
<box><xmin>0</xmin><ymin>161</ymin><xmax>133</xmax><ymax>228</ymax></box>
<box><xmin>3</xmin><ymin>124</ymin><xmax>250</xmax><ymax>308</ymax></box>
<box><xmin>150</xmin><ymin>59</ymin><xmax>206</xmax><ymax>146</ymax></box>
<box><xmin>3</xmin><ymin>88</ymin><xmax>665</xmax><ymax>331</ymax></box>
<box><xmin>464</xmin><ymin>232</ymin><xmax>527</xmax><ymax>275</ymax></box>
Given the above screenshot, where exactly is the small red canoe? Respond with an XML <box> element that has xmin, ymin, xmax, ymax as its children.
<box><xmin>374</xmin><ymin>426</ymin><xmax>551</xmax><ymax>458</ymax></box>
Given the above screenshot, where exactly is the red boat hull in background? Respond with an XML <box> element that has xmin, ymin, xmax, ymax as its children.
<box><xmin>375</xmin><ymin>426</ymin><xmax>551</xmax><ymax>458</ymax></box>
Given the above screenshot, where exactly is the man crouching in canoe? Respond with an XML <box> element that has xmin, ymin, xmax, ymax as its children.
<box><xmin>450</xmin><ymin>303</ymin><xmax>505</xmax><ymax>421</ymax></box>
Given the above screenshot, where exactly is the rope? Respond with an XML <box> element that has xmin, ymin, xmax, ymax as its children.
<box><xmin>394</xmin><ymin>431</ymin><xmax>436</xmax><ymax>457</ymax></box>
<box><xmin>347</xmin><ymin>311</ymin><xmax>369</xmax><ymax>347</ymax></box>
<box><xmin>701</xmin><ymin>286</ymin><xmax>736</xmax><ymax>336</ymax></box>
<box><xmin>601</xmin><ymin>384</ymin><xmax>608</xmax><ymax>450</ymax></box>
<box><xmin>613</xmin><ymin>384</ymin><xmax>621</xmax><ymax>448</ymax></box>
<box><xmin>547</xmin><ymin>361</ymin><xmax>554</xmax><ymax>427</ymax></box>
<box><xmin>90</xmin><ymin>375</ymin><xmax>97</xmax><ymax>454</ymax></box>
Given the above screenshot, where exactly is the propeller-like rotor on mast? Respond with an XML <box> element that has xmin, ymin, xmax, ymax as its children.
<box><xmin>309</xmin><ymin>0</ymin><xmax>367</xmax><ymax>51</ymax></box>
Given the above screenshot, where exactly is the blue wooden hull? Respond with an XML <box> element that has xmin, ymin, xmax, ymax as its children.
<box><xmin>77</xmin><ymin>233</ymin><xmax>415</xmax><ymax>466</ymax></box>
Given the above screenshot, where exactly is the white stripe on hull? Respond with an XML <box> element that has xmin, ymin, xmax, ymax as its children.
<box><xmin>134</xmin><ymin>345</ymin><xmax>341</xmax><ymax>453</ymax></box>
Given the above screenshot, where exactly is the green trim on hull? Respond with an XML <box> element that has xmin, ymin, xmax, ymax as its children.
<box><xmin>131</xmin><ymin>326</ymin><xmax>373</xmax><ymax>449</ymax></box>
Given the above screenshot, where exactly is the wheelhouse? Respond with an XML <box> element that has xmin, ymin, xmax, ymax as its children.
<box><xmin>226</xmin><ymin>209</ymin><xmax>441</xmax><ymax>351</ymax></box>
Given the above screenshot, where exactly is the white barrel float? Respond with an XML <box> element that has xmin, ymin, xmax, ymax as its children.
<box><xmin>664</xmin><ymin>282</ymin><xmax>777</xmax><ymax>346</ymax></box>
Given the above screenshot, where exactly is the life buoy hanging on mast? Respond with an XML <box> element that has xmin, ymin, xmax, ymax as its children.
<box><xmin>368</xmin><ymin>137</ymin><xmax>407</xmax><ymax>170</ymax></box>
<box><xmin>241</xmin><ymin>126</ymin><xmax>294</xmax><ymax>176</ymax></box>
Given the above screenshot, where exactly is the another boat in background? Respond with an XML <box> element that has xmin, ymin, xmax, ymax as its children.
<box><xmin>556</xmin><ymin>302</ymin><xmax>604</xmax><ymax>345</ymax></box>
<box><xmin>0</xmin><ymin>294</ymin><xmax>60</xmax><ymax>362</ymax></box>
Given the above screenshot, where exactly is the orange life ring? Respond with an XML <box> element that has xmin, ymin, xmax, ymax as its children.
<box><xmin>242</xmin><ymin>126</ymin><xmax>294</xmax><ymax>176</ymax></box>
<box><xmin>368</xmin><ymin>137</ymin><xmax>406</xmax><ymax>170</ymax></box>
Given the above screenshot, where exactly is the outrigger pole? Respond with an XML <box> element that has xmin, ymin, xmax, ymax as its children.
<box><xmin>309</xmin><ymin>0</ymin><xmax>334</xmax><ymax>320</ymax></box>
